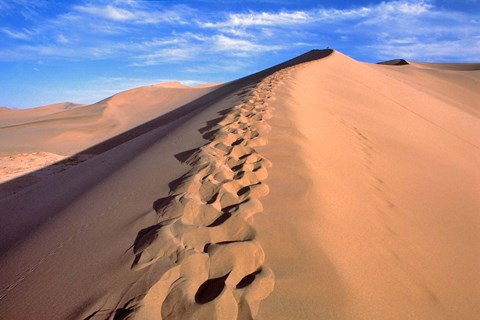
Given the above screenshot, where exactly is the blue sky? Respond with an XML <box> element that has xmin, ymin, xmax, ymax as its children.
<box><xmin>1</xmin><ymin>0</ymin><xmax>479</xmax><ymax>109</ymax></box>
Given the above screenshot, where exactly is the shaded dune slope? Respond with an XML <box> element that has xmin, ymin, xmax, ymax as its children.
<box><xmin>0</xmin><ymin>50</ymin><xmax>332</xmax><ymax>320</ymax></box>
<box><xmin>377</xmin><ymin>58</ymin><xmax>409</xmax><ymax>65</ymax></box>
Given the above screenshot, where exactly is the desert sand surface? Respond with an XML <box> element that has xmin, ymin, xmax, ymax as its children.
<box><xmin>0</xmin><ymin>49</ymin><xmax>479</xmax><ymax>320</ymax></box>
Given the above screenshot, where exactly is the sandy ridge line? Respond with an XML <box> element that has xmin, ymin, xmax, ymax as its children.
<box><xmin>95</xmin><ymin>70</ymin><xmax>291</xmax><ymax>320</ymax></box>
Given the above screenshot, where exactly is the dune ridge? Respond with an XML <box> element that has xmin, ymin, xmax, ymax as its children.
<box><xmin>101</xmin><ymin>68</ymin><xmax>293</xmax><ymax>320</ymax></box>
<box><xmin>377</xmin><ymin>59</ymin><xmax>409</xmax><ymax>65</ymax></box>
<box><xmin>0</xmin><ymin>50</ymin><xmax>333</xmax><ymax>320</ymax></box>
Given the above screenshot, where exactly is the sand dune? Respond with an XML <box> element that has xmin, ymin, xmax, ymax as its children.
<box><xmin>257</xmin><ymin>51</ymin><xmax>480</xmax><ymax>319</ymax></box>
<box><xmin>0</xmin><ymin>82</ymin><xmax>220</xmax><ymax>155</ymax></box>
<box><xmin>0</xmin><ymin>49</ymin><xmax>479</xmax><ymax>320</ymax></box>
<box><xmin>378</xmin><ymin>58</ymin><xmax>409</xmax><ymax>65</ymax></box>
<box><xmin>0</xmin><ymin>82</ymin><xmax>220</xmax><ymax>187</ymax></box>
<box><xmin>0</xmin><ymin>102</ymin><xmax>85</xmax><ymax>127</ymax></box>
<box><xmin>410</xmin><ymin>62</ymin><xmax>480</xmax><ymax>71</ymax></box>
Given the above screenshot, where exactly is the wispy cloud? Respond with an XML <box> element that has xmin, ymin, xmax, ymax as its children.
<box><xmin>73</xmin><ymin>3</ymin><xmax>188</xmax><ymax>24</ymax></box>
<box><xmin>198</xmin><ymin>0</ymin><xmax>478</xmax><ymax>61</ymax></box>
<box><xmin>75</xmin><ymin>4</ymin><xmax>135</xmax><ymax>21</ymax></box>
<box><xmin>199</xmin><ymin>1</ymin><xmax>432</xmax><ymax>29</ymax></box>
<box><xmin>191</xmin><ymin>0</ymin><xmax>480</xmax><ymax>61</ymax></box>
<box><xmin>182</xmin><ymin>60</ymin><xmax>251</xmax><ymax>74</ymax></box>
<box><xmin>372</xmin><ymin>37</ymin><xmax>480</xmax><ymax>61</ymax></box>
<box><xmin>132</xmin><ymin>48</ymin><xmax>194</xmax><ymax>66</ymax></box>
<box><xmin>214</xmin><ymin>34</ymin><xmax>282</xmax><ymax>56</ymax></box>
<box><xmin>201</xmin><ymin>11</ymin><xmax>311</xmax><ymax>28</ymax></box>
<box><xmin>1</xmin><ymin>28</ymin><xmax>33</xmax><ymax>40</ymax></box>
<box><xmin>56</xmin><ymin>34</ymin><xmax>69</xmax><ymax>44</ymax></box>
<box><xmin>128</xmin><ymin>31</ymin><xmax>283</xmax><ymax>66</ymax></box>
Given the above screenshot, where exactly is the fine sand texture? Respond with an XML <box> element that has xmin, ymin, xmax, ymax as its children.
<box><xmin>0</xmin><ymin>49</ymin><xmax>479</xmax><ymax>320</ymax></box>
<box><xmin>256</xmin><ymin>51</ymin><xmax>480</xmax><ymax>319</ymax></box>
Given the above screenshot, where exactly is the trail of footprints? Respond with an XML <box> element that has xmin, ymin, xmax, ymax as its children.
<box><xmin>115</xmin><ymin>71</ymin><xmax>289</xmax><ymax>320</ymax></box>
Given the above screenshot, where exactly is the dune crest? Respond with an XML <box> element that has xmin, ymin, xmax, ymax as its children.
<box><xmin>151</xmin><ymin>81</ymin><xmax>191</xmax><ymax>88</ymax></box>
<box><xmin>377</xmin><ymin>58</ymin><xmax>409</xmax><ymax>65</ymax></box>
<box><xmin>103</xmin><ymin>68</ymin><xmax>293</xmax><ymax>320</ymax></box>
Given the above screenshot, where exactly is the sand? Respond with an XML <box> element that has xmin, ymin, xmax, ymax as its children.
<box><xmin>256</xmin><ymin>51</ymin><xmax>480</xmax><ymax>319</ymax></box>
<box><xmin>0</xmin><ymin>82</ymin><xmax>220</xmax><ymax>193</ymax></box>
<box><xmin>0</xmin><ymin>82</ymin><xmax>220</xmax><ymax>156</ymax></box>
<box><xmin>0</xmin><ymin>49</ymin><xmax>478</xmax><ymax>320</ymax></box>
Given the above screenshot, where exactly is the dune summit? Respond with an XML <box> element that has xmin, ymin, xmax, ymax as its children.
<box><xmin>0</xmin><ymin>49</ymin><xmax>479</xmax><ymax>320</ymax></box>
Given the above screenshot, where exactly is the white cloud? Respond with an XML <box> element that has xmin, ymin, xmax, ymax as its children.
<box><xmin>372</xmin><ymin>37</ymin><xmax>480</xmax><ymax>61</ymax></box>
<box><xmin>73</xmin><ymin>3</ymin><xmax>186</xmax><ymax>24</ymax></box>
<box><xmin>20</xmin><ymin>45</ymin><xmax>76</xmax><ymax>57</ymax></box>
<box><xmin>131</xmin><ymin>48</ymin><xmax>194</xmax><ymax>66</ymax></box>
<box><xmin>12</xmin><ymin>44</ymin><xmax>117</xmax><ymax>60</ymax></box>
<box><xmin>92</xmin><ymin>76</ymin><xmax>203</xmax><ymax>88</ymax></box>
<box><xmin>202</xmin><ymin>10</ymin><xmax>311</xmax><ymax>28</ymax></box>
<box><xmin>385</xmin><ymin>37</ymin><xmax>418</xmax><ymax>45</ymax></box>
<box><xmin>317</xmin><ymin>7</ymin><xmax>371</xmax><ymax>20</ymax></box>
<box><xmin>75</xmin><ymin>4</ymin><xmax>136</xmax><ymax>21</ymax></box>
<box><xmin>1</xmin><ymin>28</ymin><xmax>32</xmax><ymax>40</ymax></box>
<box><xmin>378</xmin><ymin>0</ymin><xmax>431</xmax><ymax>15</ymax></box>
<box><xmin>182</xmin><ymin>59</ymin><xmax>251</xmax><ymax>74</ymax></box>
<box><xmin>56</xmin><ymin>34</ymin><xmax>69</xmax><ymax>44</ymax></box>
<box><xmin>199</xmin><ymin>1</ymin><xmax>433</xmax><ymax>29</ymax></box>
<box><xmin>128</xmin><ymin>32</ymin><xmax>283</xmax><ymax>65</ymax></box>
<box><xmin>214</xmin><ymin>34</ymin><xmax>282</xmax><ymax>56</ymax></box>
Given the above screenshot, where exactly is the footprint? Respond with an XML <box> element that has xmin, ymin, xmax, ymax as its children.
<box><xmin>117</xmin><ymin>69</ymin><xmax>289</xmax><ymax>319</ymax></box>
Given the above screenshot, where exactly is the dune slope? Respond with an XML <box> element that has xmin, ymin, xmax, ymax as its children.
<box><xmin>256</xmin><ymin>51</ymin><xmax>480</xmax><ymax>319</ymax></box>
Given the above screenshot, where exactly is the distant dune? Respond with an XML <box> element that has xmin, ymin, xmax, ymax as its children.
<box><xmin>377</xmin><ymin>58</ymin><xmax>409</xmax><ymax>65</ymax></box>
<box><xmin>410</xmin><ymin>61</ymin><xmax>480</xmax><ymax>71</ymax></box>
<box><xmin>0</xmin><ymin>81</ymin><xmax>221</xmax><ymax>155</ymax></box>
<box><xmin>0</xmin><ymin>102</ymin><xmax>85</xmax><ymax>126</ymax></box>
<box><xmin>0</xmin><ymin>82</ymin><xmax>221</xmax><ymax>185</ymax></box>
<box><xmin>0</xmin><ymin>50</ymin><xmax>479</xmax><ymax>320</ymax></box>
